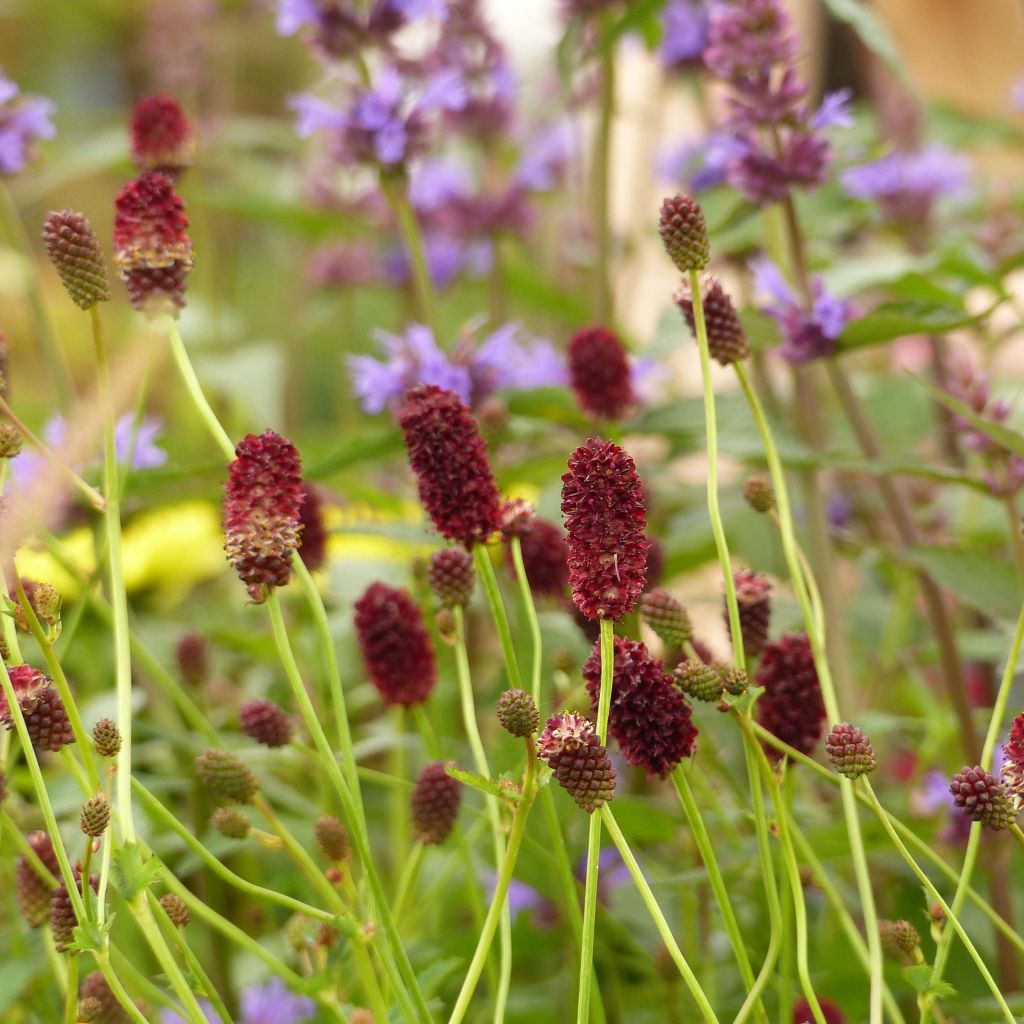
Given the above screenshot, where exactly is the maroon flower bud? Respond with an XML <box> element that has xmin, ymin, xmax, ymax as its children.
<box><xmin>879</xmin><ymin>919</ymin><xmax>920</xmax><ymax>961</ymax></box>
<box><xmin>314</xmin><ymin>815</ymin><xmax>350</xmax><ymax>862</ymax></box>
<box><xmin>568</xmin><ymin>326</ymin><xmax>634</xmax><ymax>421</ymax></box>
<box><xmin>950</xmin><ymin>766</ymin><xmax>1015</xmax><ymax>830</ymax></box>
<box><xmin>80</xmin><ymin>793</ymin><xmax>111</xmax><ymax>837</ymax></box>
<box><xmin>674</xmin><ymin>660</ymin><xmax>723</xmax><ymax>703</ymax></box>
<box><xmin>743</xmin><ymin>475</ymin><xmax>774</xmax><ymax>513</ymax></box>
<box><xmin>16</xmin><ymin>831</ymin><xmax>58</xmax><ymax>927</ymax></box>
<box><xmin>410</xmin><ymin>761</ymin><xmax>462</xmax><ymax>845</ymax></box>
<box><xmin>499</xmin><ymin>498</ymin><xmax>535</xmax><ymax>540</ymax></box>
<box><xmin>561</xmin><ymin>439</ymin><xmax>647</xmax><ymax>621</ymax></box>
<box><xmin>640</xmin><ymin>589</ymin><xmax>692</xmax><ymax>648</ymax></box>
<box><xmin>793</xmin><ymin>997</ymin><xmax>844</xmax><ymax>1024</ymax></box>
<box><xmin>508</xmin><ymin>518</ymin><xmax>569</xmax><ymax>599</ymax></box>
<box><xmin>1</xmin><ymin>664</ymin><xmax>74</xmax><ymax>751</ymax></box>
<box><xmin>399</xmin><ymin>385</ymin><xmax>502</xmax><ymax>547</ymax></box>
<box><xmin>676</xmin><ymin>278</ymin><xmax>748</xmax><ymax>365</ymax></box>
<box><xmin>727</xmin><ymin>570</ymin><xmax>772</xmax><ymax>659</ymax></box>
<box><xmin>659</xmin><ymin>194</ymin><xmax>709</xmax><ymax>273</ymax></box>
<box><xmin>52</xmin><ymin>869</ymin><xmax>97</xmax><ymax>951</ymax></box>
<box><xmin>756</xmin><ymin>633</ymin><xmax>825</xmax><ymax>759</ymax></box>
<box><xmin>297</xmin><ymin>482</ymin><xmax>328</xmax><ymax>572</ymax></box>
<box><xmin>42</xmin><ymin>210</ymin><xmax>110</xmax><ymax>309</ymax></box>
<box><xmin>113</xmin><ymin>171</ymin><xmax>192</xmax><ymax>316</ymax></box>
<box><xmin>1002</xmin><ymin>711</ymin><xmax>1024</xmax><ymax>806</ymax></box>
<box><xmin>537</xmin><ymin>711</ymin><xmax>616</xmax><ymax>812</ymax></box>
<box><xmin>195</xmin><ymin>748</ymin><xmax>260</xmax><ymax>803</ymax></box>
<box><xmin>582</xmin><ymin>636</ymin><xmax>697</xmax><ymax>778</ymax></box>
<box><xmin>239</xmin><ymin>698</ymin><xmax>293</xmax><ymax>748</ymax></box>
<box><xmin>353</xmin><ymin>582</ymin><xmax>437</xmax><ymax>707</ymax></box>
<box><xmin>130</xmin><ymin>95</ymin><xmax>195</xmax><ymax>177</ymax></box>
<box><xmin>14</xmin><ymin>579</ymin><xmax>61</xmax><ymax>631</ymax></box>
<box><xmin>825</xmin><ymin>722</ymin><xmax>875</xmax><ymax>779</ymax></box>
<box><xmin>176</xmin><ymin>631</ymin><xmax>209</xmax><ymax>686</ymax></box>
<box><xmin>223</xmin><ymin>431</ymin><xmax>304</xmax><ymax>603</ymax></box>
<box><xmin>427</xmin><ymin>548</ymin><xmax>475</xmax><ymax>608</ymax></box>
<box><xmin>92</xmin><ymin>718</ymin><xmax>122</xmax><ymax>758</ymax></box>
<box><xmin>497</xmin><ymin>688</ymin><xmax>539</xmax><ymax>738</ymax></box>
<box><xmin>159</xmin><ymin>892</ymin><xmax>190</xmax><ymax>927</ymax></box>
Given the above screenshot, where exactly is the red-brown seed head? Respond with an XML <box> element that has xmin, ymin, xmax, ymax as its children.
<box><xmin>756</xmin><ymin>633</ymin><xmax>825</xmax><ymax>759</ymax></box>
<box><xmin>130</xmin><ymin>94</ymin><xmax>195</xmax><ymax>177</ymax></box>
<box><xmin>561</xmin><ymin>438</ymin><xmax>647</xmax><ymax>621</ymax></box>
<box><xmin>568</xmin><ymin>325</ymin><xmax>634</xmax><ymax>421</ymax></box>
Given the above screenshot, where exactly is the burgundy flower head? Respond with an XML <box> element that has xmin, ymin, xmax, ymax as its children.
<box><xmin>298</xmin><ymin>482</ymin><xmax>328</xmax><ymax>572</ymax></box>
<box><xmin>113</xmin><ymin>171</ymin><xmax>192</xmax><ymax>316</ymax></box>
<box><xmin>508</xmin><ymin>517</ymin><xmax>569</xmax><ymax>599</ymax></box>
<box><xmin>353</xmin><ymin>582</ymin><xmax>437</xmax><ymax>707</ymax></box>
<box><xmin>561</xmin><ymin>439</ymin><xmax>647</xmax><ymax>621</ymax></box>
<box><xmin>538</xmin><ymin>711</ymin><xmax>617</xmax><ymax>812</ymax></box>
<box><xmin>411</xmin><ymin>761</ymin><xmax>462</xmax><ymax>845</ymax></box>
<box><xmin>399</xmin><ymin>385</ymin><xmax>502</xmax><ymax>548</ymax></box>
<box><xmin>1002</xmin><ymin>711</ymin><xmax>1024</xmax><ymax>806</ymax></box>
<box><xmin>1</xmin><ymin>664</ymin><xmax>74</xmax><ymax>752</ymax></box>
<box><xmin>756</xmin><ymin>633</ymin><xmax>825</xmax><ymax>759</ymax></box>
<box><xmin>223</xmin><ymin>431</ymin><xmax>304</xmax><ymax>603</ymax></box>
<box><xmin>130</xmin><ymin>95</ymin><xmax>194</xmax><ymax>177</ymax></box>
<box><xmin>676</xmin><ymin>277</ymin><xmax>749</xmax><ymax>366</ymax></box>
<box><xmin>728</xmin><ymin>569</ymin><xmax>772</xmax><ymax>659</ymax></box>
<box><xmin>16</xmin><ymin>831</ymin><xmax>59</xmax><ymax>927</ymax></box>
<box><xmin>582</xmin><ymin>636</ymin><xmax>697</xmax><ymax>778</ymax></box>
<box><xmin>568</xmin><ymin>326</ymin><xmax>634</xmax><ymax>421</ymax></box>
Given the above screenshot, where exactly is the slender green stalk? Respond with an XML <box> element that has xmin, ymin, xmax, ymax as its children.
<box><xmin>453</xmin><ymin>605</ymin><xmax>512</xmax><ymax>1024</ymax></box>
<box><xmin>448</xmin><ymin>744</ymin><xmax>537</xmax><ymax>1024</ymax></box>
<box><xmin>923</xmin><ymin>597</ymin><xmax>1024</xmax><ymax>1020</ymax></box>
<box><xmin>93</xmin><ymin>953</ymin><xmax>151</xmax><ymax>1024</ymax></box>
<box><xmin>391</xmin><ymin>705</ymin><xmax>410</xmax><ymax>879</ymax></box>
<box><xmin>671</xmin><ymin>767</ymin><xmax>763</xmax><ymax>1022</ymax></box>
<box><xmin>862</xmin><ymin>781</ymin><xmax>1015</xmax><ymax>1023</ymax></box>
<box><xmin>265</xmin><ymin>591</ymin><xmax>432</xmax><ymax>1024</ymax></box>
<box><xmin>577</xmin><ymin>618</ymin><xmax>615</xmax><ymax>1024</ymax></box>
<box><xmin>592</xmin><ymin>24</ymin><xmax>615</xmax><ymax>323</ymax></box>
<box><xmin>64</xmin><ymin>949</ymin><xmax>79</xmax><ymax>1024</ymax></box>
<box><xmin>473</xmin><ymin>544</ymin><xmax>523</xmax><ymax>690</ymax></box>
<box><xmin>90</xmin><ymin>305</ymin><xmax>135</xmax><ymax>844</ymax></box>
<box><xmin>510</xmin><ymin>536</ymin><xmax>543</xmax><ymax>706</ymax></box>
<box><xmin>379</xmin><ymin>178</ymin><xmax>440</xmax><ymax>335</ymax></box>
<box><xmin>393</xmin><ymin>841</ymin><xmax>426</xmax><ymax>924</ymax></box>
<box><xmin>601</xmin><ymin>807</ymin><xmax>717</xmax><ymax>1022</ymax></box>
<box><xmin>735</xmin><ymin>362</ymin><xmax>884</xmax><ymax>1022</ymax></box>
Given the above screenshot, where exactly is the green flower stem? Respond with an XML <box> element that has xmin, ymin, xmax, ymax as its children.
<box><xmin>0</xmin><ymin>395</ymin><xmax>105</xmax><ymax>510</ymax></box>
<box><xmin>510</xmin><ymin>536</ymin><xmax>543</xmax><ymax>706</ymax></box>
<box><xmin>109</xmin><ymin>945</ymin><xmax>178</xmax><ymax>1014</ymax></box>
<box><xmin>671</xmin><ymin>766</ymin><xmax>764</xmax><ymax>1022</ymax></box>
<box><xmin>592</xmin><ymin>21</ymin><xmax>615</xmax><ymax>323</ymax></box>
<box><xmin>453</xmin><ymin>604</ymin><xmax>512</xmax><ymax>1024</ymax></box>
<box><xmin>148</xmin><ymin>891</ymin><xmax>232</xmax><ymax>1024</ymax></box>
<box><xmin>473</xmin><ymin>544</ymin><xmax>523</xmax><ymax>690</ymax></box>
<box><xmin>93</xmin><ymin>952</ymin><xmax>151</xmax><ymax>1024</ymax></box>
<box><xmin>63</xmin><ymin>946</ymin><xmax>79</xmax><ymax>1024</ymax></box>
<box><xmin>393</xmin><ymin>841</ymin><xmax>425</xmax><ymax>924</ymax></box>
<box><xmin>923</xmin><ymin>597</ymin><xmax>1024</xmax><ymax>1020</ymax></box>
<box><xmin>689</xmin><ymin>269</ymin><xmax>744</xmax><ymax>669</ymax></box>
<box><xmin>751</xmin><ymin>720</ymin><xmax>1024</xmax><ymax>957</ymax></box>
<box><xmin>379</xmin><ymin>178</ymin><xmax>440</xmax><ymax>335</ymax></box>
<box><xmin>600</xmin><ymin>806</ymin><xmax>718</xmax><ymax>1022</ymax></box>
<box><xmin>1010</xmin><ymin>823</ymin><xmax>1024</xmax><ymax>856</ymax></box>
<box><xmin>790</xmin><ymin>828</ymin><xmax>907</xmax><ymax>1024</ymax></box>
<box><xmin>265</xmin><ymin>590</ymin><xmax>432</xmax><ymax>1024</ymax></box>
<box><xmin>448</xmin><ymin>742</ymin><xmax>536</xmax><ymax>1024</ymax></box>
<box><xmin>0</xmin><ymin>466</ymin><xmax>23</xmax><ymax>663</ymax></box>
<box><xmin>861</xmin><ymin>780</ymin><xmax>1015</xmax><ymax>1023</ymax></box>
<box><xmin>734</xmin><ymin>361</ymin><xmax>884</xmax><ymax>1023</ymax></box>
<box><xmin>90</xmin><ymin>305</ymin><xmax>135</xmax><ymax>845</ymax></box>
<box><xmin>391</xmin><ymin>705</ymin><xmax>410</xmax><ymax>883</ymax></box>
<box><xmin>164</xmin><ymin>316</ymin><xmax>235</xmax><ymax>459</ymax></box>
<box><xmin>576</xmin><ymin>617</ymin><xmax>615</xmax><ymax>1024</ymax></box>
<box><xmin>13</xmin><ymin>577</ymin><xmax>99</xmax><ymax>790</ymax></box>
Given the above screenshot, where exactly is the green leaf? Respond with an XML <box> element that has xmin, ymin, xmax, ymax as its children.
<box><xmin>838</xmin><ymin>301</ymin><xmax>986</xmax><ymax>351</ymax></box>
<box><xmin>901</xmin><ymin>546</ymin><xmax>1022</xmax><ymax>621</ymax></box>
<box><xmin>902</xmin><ymin>963</ymin><xmax>934</xmax><ymax>994</ymax></box>
<box><xmin>444</xmin><ymin>765</ymin><xmax>522</xmax><ymax>802</ymax></box>
<box><xmin>110</xmin><ymin>843</ymin><xmax>161</xmax><ymax>902</ymax></box>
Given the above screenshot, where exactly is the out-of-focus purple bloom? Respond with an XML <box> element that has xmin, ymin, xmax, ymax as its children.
<box><xmin>660</xmin><ymin>0</ymin><xmax>709</xmax><ymax>69</ymax></box>
<box><xmin>275</xmin><ymin>0</ymin><xmax>319</xmax><ymax>35</ymax></box>
<box><xmin>240</xmin><ymin>978</ymin><xmax>315</xmax><ymax>1024</ymax></box>
<box><xmin>914</xmin><ymin>769</ymin><xmax>972</xmax><ymax>843</ymax></box>
<box><xmin>481</xmin><ymin>872</ymin><xmax>548</xmax><ymax>922</ymax></box>
<box><xmin>289</xmin><ymin>93</ymin><xmax>346</xmax><ymax>137</ymax></box>
<box><xmin>384</xmin><ymin>232</ymin><xmax>486</xmax><ymax>290</ymax></box>
<box><xmin>1012</xmin><ymin>78</ymin><xmax>1024</xmax><ymax>112</ymax></box>
<box><xmin>308</xmin><ymin>241</ymin><xmax>382</xmax><ymax>289</ymax></box>
<box><xmin>751</xmin><ymin>257</ymin><xmax>853</xmax><ymax>364</ymax></box>
<box><xmin>409</xmin><ymin>158</ymin><xmax>473</xmax><ymax>213</ymax></box>
<box><xmin>826</xmin><ymin>492</ymin><xmax>853</xmax><ymax>532</ymax></box>
<box><xmin>114</xmin><ymin>415</ymin><xmax>167</xmax><ymax>469</ymax></box>
<box><xmin>515</xmin><ymin>120</ymin><xmax>575</xmax><ymax>192</ymax></box>
<box><xmin>0</xmin><ymin>72</ymin><xmax>55</xmax><ymax>175</ymax></box>
<box><xmin>840</xmin><ymin>144</ymin><xmax>970</xmax><ymax>225</ymax></box>
<box><xmin>389</xmin><ymin>0</ymin><xmax>448</xmax><ymax>19</ymax></box>
<box><xmin>704</xmin><ymin>0</ymin><xmax>796</xmax><ymax>81</ymax></box>
<box><xmin>658</xmin><ymin>131</ymin><xmax>745</xmax><ymax>192</ymax></box>
<box><xmin>810</xmin><ymin>89</ymin><xmax>854</xmax><ymax>131</ymax></box>
<box><xmin>348</xmin><ymin>321</ymin><xmax>565</xmax><ymax>414</ymax></box>
<box><xmin>162</xmin><ymin>1003</ymin><xmax>216</xmax><ymax>1024</ymax></box>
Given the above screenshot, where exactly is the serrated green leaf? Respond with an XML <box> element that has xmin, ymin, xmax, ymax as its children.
<box><xmin>110</xmin><ymin>843</ymin><xmax>161</xmax><ymax>902</ymax></box>
<box><xmin>902</xmin><ymin>963</ymin><xmax>933</xmax><ymax>994</ymax></box>
<box><xmin>444</xmin><ymin>764</ymin><xmax>522</xmax><ymax>801</ymax></box>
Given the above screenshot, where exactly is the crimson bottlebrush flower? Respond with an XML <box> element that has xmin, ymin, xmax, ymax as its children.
<box><xmin>1002</xmin><ymin>711</ymin><xmax>1024</xmax><ymax>807</ymax></box>
<box><xmin>52</xmin><ymin>869</ymin><xmax>97</xmax><ymax>951</ymax></box>
<box><xmin>537</xmin><ymin>711</ymin><xmax>616</xmax><ymax>812</ymax></box>
<box><xmin>562</xmin><ymin>438</ymin><xmax>647</xmax><ymax>621</ymax></box>
<box><xmin>1</xmin><ymin>664</ymin><xmax>74</xmax><ymax>751</ymax></box>
<box><xmin>41</xmin><ymin>210</ymin><xmax>110</xmax><ymax>309</ymax></box>
<box><xmin>223</xmin><ymin>431</ymin><xmax>304</xmax><ymax>603</ymax></box>
<box><xmin>410</xmin><ymin>761</ymin><xmax>462</xmax><ymax>845</ymax></box>
<box><xmin>239</xmin><ymin>698</ymin><xmax>293</xmax><ymax>748</ymax></box>
<box><xmin>658</xmin><ymin>194</ymin><xmax>709</xmax><ymax>273</ymax></box>
<box><xmin>950</xmin><ymin>766</ymin><xmax>1015</xmax><ymax>830</ymax></box>
<box><xmin>297</xmin><ymin>482</ymin><xmax>328</xmax><ymax>572</ymax></box>
<box><xmin>755</xmin><ymin>633</ymin><xmax>825</xmax><ymax>759</ymax></box>
<box><xmin>398</xmin><ymin>385</ymin><xmax>502</xmax><ymax>547</ymax></box>
<box><xmin>113</xmin><ymin>171</ymin><xmax>192</xmax><ymax>316</ymax></box>
<box><xmin>130</xmin><ymin>95</ymin><xmax>194</xmax><ymax>177</ymax></box>
<box><xmin>16</xmin><ymin>831</ymin><xmax>58</xmax><ymax>927</ymax></box>
<box><xmin>499</xmin><ymin>498</ymin><xmax>535</xmax><ymax>539</ymax></box>
<box><xmin>676</xmin><ymin>277</ymin><xmax>749</xmax><ymax>365</ymax></box>
<box><xmin>427</xmin><ymin>548</ymin><xmax>475</xmax><ymax>607</ymax></box>
<box><xmin>353</xmin><ymin>582</ymin><xmax>437</xmax><ymax>707</ymax></box>
<box><xmin>582</xmin><ymin>636</ymin><xmax>697</xmax><ymax>778</ymax></box>
<box><xmin>176</xmin><ymin>631</ymin><xmax>209</xmax><ymax>686</ymax></box>
<box><xmin>825</xmin><ymin>722</ymin><xmax>875</xmax><ymax>779</ymax></box>
<box><xmin>727</xmin><ymin>569</ymin><xmax>772</xmax><ymax>659</ymax></box>
<box><xmin>568</xmin><ymin>326</ymin><xmax>635</xmax><ymax>421</ymax></box>
<box><xmin>508</xmin><ymin>517</ymin><xmax>569</xmax><ymax>599</ymax></box>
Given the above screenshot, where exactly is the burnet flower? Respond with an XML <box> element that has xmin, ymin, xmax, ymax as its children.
<box><xmin>505</xmin><ymin>517</ymin><xmax>569</xmax><ymax>599</ymax></box>
<box><xmin>537</xmin><ymin>711</ymin><xmax>616</xmax><ymax>812</ymax></box>
<box><xmin>130</xmin><ymin>94</ymin><xmax>195</xmax><ymax>177</ymax></box>
<box><xmin>411</xmin><ymin>761</ymin><xmax>462</xmax><ymax>844</ymax></box>
<box><xmin>756</xmin><ymin>633</ymin><xmax>826</xmax><ymax>759</ymax></box>
<box><xmin>568</xmin><ymin>326</ymin><xmax>635</xmax><ymax>422</ymax></box>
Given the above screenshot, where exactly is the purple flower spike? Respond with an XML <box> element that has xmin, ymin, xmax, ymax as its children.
<box><xmin>240</xmin><ymin>978</ymin><xmax>316</xmax><ymax>1024</ymax></box>
<box><xmin>0</xmin><ymin>72</ymin><xmax>55</xmax><ymax>174</ymax></box>
<box><xmin>660</xmin><ymin>0</ymin><xmax>709</xmax><ymax>69</ymax></box>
